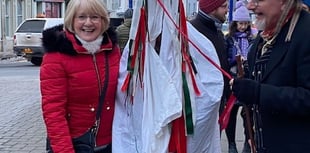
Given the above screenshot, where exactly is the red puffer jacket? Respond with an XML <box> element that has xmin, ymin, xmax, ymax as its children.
<box><xmin>40</xmin><ymin>25</ymin><xmax>120</xmax><ymax>153</ymax></box>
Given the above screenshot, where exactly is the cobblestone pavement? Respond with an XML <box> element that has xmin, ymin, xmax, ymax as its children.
<box><xmin>0</xmin><ymin>59</ymin><xmax>245</xmax><ymax>153</ymax></box>
<box><xmin>0</xmin><ymin>63</ymin><xmax>46</xmax><ymax>153</ymax></box>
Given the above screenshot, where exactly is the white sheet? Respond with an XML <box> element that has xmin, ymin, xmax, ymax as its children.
<box><xmin>112</xmin><ymin>0</ymin><xmax>224</xmax><ymax>152</ymax></box>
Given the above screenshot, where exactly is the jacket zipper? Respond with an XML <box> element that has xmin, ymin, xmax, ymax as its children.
<box><xmin>92</xmin><ymin>54</ymin><xmax>102</xmax><ymax>94</ymax></box>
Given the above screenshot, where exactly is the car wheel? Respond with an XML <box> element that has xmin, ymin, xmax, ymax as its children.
<box><xmin>30</xmin><ymin>57</ymin><xmax>42</xmax><ymax>66</ymax></box>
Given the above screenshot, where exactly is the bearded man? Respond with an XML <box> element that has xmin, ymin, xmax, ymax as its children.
<box><xmin>230</xmin><ymin>0</ymin><xmax>310</xmax><ymax>153</ymax></box>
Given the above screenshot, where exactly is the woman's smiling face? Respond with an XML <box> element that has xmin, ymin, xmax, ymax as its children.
<box><xmin>73</xmin><ymin>5</ymin><xmax>103</xmax><ymax>42</ymax></box>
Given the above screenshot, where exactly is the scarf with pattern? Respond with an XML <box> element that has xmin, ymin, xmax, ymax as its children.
<box><xmin>234</xmin><ymin>32</ymin><xmax>249</xmax><ymax>60</ymax></box>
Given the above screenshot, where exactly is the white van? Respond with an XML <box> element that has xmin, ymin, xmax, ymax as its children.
<box><xmin>13</xmin><ymin>18</ymin><xmax>63</xmax><ymax>65</ymax></box>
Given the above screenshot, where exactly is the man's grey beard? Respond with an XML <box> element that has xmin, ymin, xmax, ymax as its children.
<box><xmin>254</xmin><ymin>18</ymin><xmax>266</xmax><ymax>31</ymax></box>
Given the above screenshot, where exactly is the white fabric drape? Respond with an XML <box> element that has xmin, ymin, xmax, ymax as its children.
<box><xmin>185</xmin><ymin>22</ymin><xmax>223</xmax><ymax>153</ymax></box>
<box><xmin>112</xmin><ymin>0</ymin><xmax>224</xmax><ymax>152</ymax></box>
<box><xmin>142</xmin><ymin>43</ymin><xmax>182</xmax><ymax>153</ymax></box>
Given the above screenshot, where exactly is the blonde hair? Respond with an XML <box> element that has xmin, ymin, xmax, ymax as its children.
<box><xmin>64</xmin><ymin>0</ymin><xmax>110</xmax><ymax>34</ymax></box>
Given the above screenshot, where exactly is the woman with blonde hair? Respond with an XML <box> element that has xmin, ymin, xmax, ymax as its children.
<box><xmin>40</xmin><ymin>0</ymin><xmax>120</xmax><ymax>152</ymax></box>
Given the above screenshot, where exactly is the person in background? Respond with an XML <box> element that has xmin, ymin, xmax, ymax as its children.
<box><xmin>230</xmin><ymin>0</ymin><xmax>310</xmax><ymax>152</ymax></box>
<box><xmin>116</xmin><ymin>8</ymin><xmax>133</xmax><ymax>53</ymax></box>
<box><xmin>302</xmin><ymin>0</ymin><xmax>310</xmax><ymax>11</ymax></box>
<box><xmin>189</xmin><ymin>0</ymin><xmax>231</xmax><ymax>128</ymax></box>
<box><xmin>224</xmin><ymin>1</ymin><xmax>255</xmax><ymax>153</ymax></box>
<box><xmin>40</xmin><ymin>0</ymin><xmax>120</xmax><ymax>152</ymax></box>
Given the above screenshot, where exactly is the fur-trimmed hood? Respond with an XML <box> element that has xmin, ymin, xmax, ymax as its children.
<box><xmin>42</xmin><ymin>24</ymin><xmax>118</xmax><ymax>56</ymax></box>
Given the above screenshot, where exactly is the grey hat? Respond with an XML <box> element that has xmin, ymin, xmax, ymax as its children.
<box><xmin>124</xmin><ymin>8</ymin><xmax>133</xmax><ymax>19</ymax></box>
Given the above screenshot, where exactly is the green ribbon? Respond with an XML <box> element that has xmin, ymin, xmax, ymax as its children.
<box><xmin>182</xmin><ymin>72</ymin><xmax>194</xmax><ymax>135</ymax></box>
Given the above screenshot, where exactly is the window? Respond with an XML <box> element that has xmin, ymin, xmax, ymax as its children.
<box><xmin>17</xmin><ymin>0</ymin><xmax>23</xmax><ymax>26</ymax></box>
<box><xmin>5</xmin><ymin>0</ymin><xmax>10</xmax><ymax>37</ymax></box>
<box><xmin>16</xmin><ymin>20</ymin><xmax>46</xmax><ymax>33</ymax></box>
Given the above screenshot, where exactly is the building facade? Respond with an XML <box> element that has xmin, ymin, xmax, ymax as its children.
<box><xmin>0</xmin><ymin>0</ymin><xmax>65</xmax><ymax>38</ymax></box>
<box><xmin>0</xmin><ymin>0</ymin><xmax>65</xmax><ymax>52</ymax></box>
<box><xmin>0</xmin><ymin>0</ymin><xmax>197</xmax><ymax>53</ymax></box>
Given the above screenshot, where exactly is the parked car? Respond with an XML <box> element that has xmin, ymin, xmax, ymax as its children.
<box><xmin>13</xmin><ymin>18</ymin><xmax>63</xmax><ymax>66</ymax></box>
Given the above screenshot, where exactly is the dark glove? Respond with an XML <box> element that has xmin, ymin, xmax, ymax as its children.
<box><xmin>232</xmin><ymin>78</ymin><xmax>260</xmax><ymax>105</ymax></box>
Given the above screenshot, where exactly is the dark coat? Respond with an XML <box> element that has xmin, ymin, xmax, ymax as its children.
<box><xmin>116</xmin><ymin>18</ymin><xmax>132</xmax><ymax>52</ymax></box>
<box><xmin>189</xmin><ymin>12</ymin><xmax>231</xmax><ymax>101</ymax></box>
<box><xmin>247</xmin><ymin>11</ymin><xmax>310</xmax><ymax>153</ymax></box>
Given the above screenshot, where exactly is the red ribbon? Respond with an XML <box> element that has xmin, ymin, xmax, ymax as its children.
<box><xmin>168</xmin><ymin>115</ymin><xmax>187</xmax><ymax>153</ymax></box>
<box><xmin>156</xmin><ymin>0</ymin><xmax>235</xmax><ymax>132</ymax></box>
<box><xmin>218</xmin><ymin>94</ymin><xmax>237</xmax><ymax>131</ymax></box>
<box><xmin>121</xmin><ymin>7</ymin><xmax>147</xmax><ymax>93</ymax></box>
